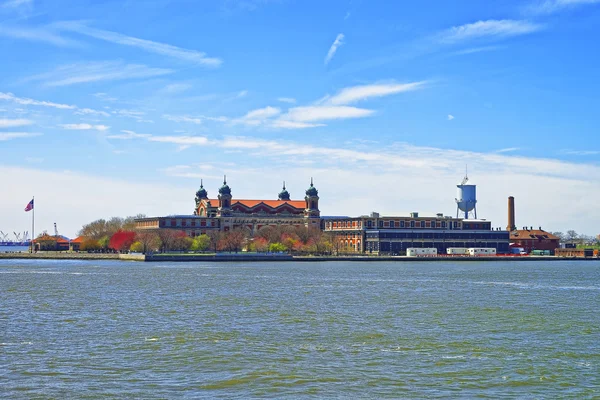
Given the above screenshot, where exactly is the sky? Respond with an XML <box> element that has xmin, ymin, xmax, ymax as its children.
<box><xmin>1</xmin><ymin>0</ymin><xmax>599</xmax><ymax>239</ymax></box>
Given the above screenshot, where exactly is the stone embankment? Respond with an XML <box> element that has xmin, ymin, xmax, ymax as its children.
<box><xmin>0</xmin><ymin>252</ymin><xmax>145</xmax><ymax>261</ymax></box>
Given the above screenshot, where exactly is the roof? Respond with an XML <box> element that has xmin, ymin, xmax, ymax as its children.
<box><xmin>207</xmin><ymin>199</ymin><xmax>305</xmax><ymax>209</ymax></box>
<box><xmin>33</xmin><ymin>234</ymin><xmax>70</xmax><ymax>243</ymax></box>
<box><xmin>510</xmin><ymin>230</ymin><xmax>559</xmax><ymax>240</ymax></box>
<box><xmin>70</xmin><ymin>236</ymin><xmax>85</xmax><ymax>243</ymax></box>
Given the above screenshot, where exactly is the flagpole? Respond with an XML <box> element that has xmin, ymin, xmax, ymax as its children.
<box><xmin>32</xmin><ymin>196</ymin><xmax>35</xmax><ymax>253</ymax></box>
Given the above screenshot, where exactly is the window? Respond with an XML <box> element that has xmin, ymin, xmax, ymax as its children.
<box><xmin>368</xmin><ymin>220</ymin><xmax>372</xmax><ymax>228</ymax></box>
<box><xmin>379</xmin><ymin>220</ymin><xmax>383</xmax><ymax>228</ymax></box>
<box><xmin>442</xmin><ymin>221</ymin><xmax>446</xmax><ymax>228</ymax></box>
<box><xmin>400</xmin><ymin>221</ymin><xmax>405</xmax><ymax>228</ymax></box>
<box><xmin>410</xmin><ymin>221</ymin><xmax>415</xmax><ymax>228</ymax></box>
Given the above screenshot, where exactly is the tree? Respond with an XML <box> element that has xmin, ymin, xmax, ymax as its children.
<box><xmin>190</xmin><ymin>234</ymin><xmax>211</xmax><ymax>252</ymax></box>
<box><xmin>566</xmin><ymin>230</ymin><xmax>578</xmax><ymax>241</ymax></box>
<box><xmin>135</xmin><ymin>231</ymin><xmax>161</xmax><ymax>254</ymax></box>
<box><xmin>79</xmin><ymin>214</ymin><xmax>147</xmax><ymax>240</ymax></box>
<box><xmin>220</xmin><ymin>229</ymin><xmax>248</xmax><ymax>252</ymax></box>
<box><xmin>157</xmin><ymin>230</ymin><xmax>186</xmax><ymax>252</ymax></box>
<box><xmin>206</xmin><ymin>230</ymin><xmax>223</xmax><ymax>252</ymax></box>
<box><xmin>130</xmin><ymin>241</ymin><xmax>143</xmax><ymax>252</ymax></box>
<box><xmin>269</xmin><ymin>242</ymin><xmax>287</xmax><ymax>253</ymax></box>
<box><xmin>109</xmin><ymin>231</ymin><xmax>136</xmax><ymax>252</ymax></box>
<box><xmin>248</xmin><ymin>237</ymin><xmax>269</xmax><ymax>252</ymax></box>
<box><xmin>98</xmin><ymin>235</ymin><xmax>110</xmax><ymax>251</ymax></box>
<box><xmin>80</xmin><ymin>238</ymin><xmax>101</xmax><ymax>252</ymax></box>
<box><xmin>173</xmin><ymin>236</ymin><xmax>193</xmax><ymax>251</ymax></box>
<box><xmin>551</xmin><ymin>232</ymin><xmax>565</xmax><ymax>242</ymax></box>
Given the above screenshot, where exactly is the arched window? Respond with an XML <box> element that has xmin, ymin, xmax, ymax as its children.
<box><xmin>311</xmin><ymin>200</ymin><xmax>316</xmax><ymax>209</ymax></box>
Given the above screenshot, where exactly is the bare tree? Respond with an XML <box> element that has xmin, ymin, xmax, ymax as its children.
<box><xmin>135</xmin><ymin>231</ymin><xmax>162</xmax><ymax>254</ymax></box>
<box><xmin>157</xmin><ymin>230</ymin><xmax>185</xmax><ymax>252</ymax></box>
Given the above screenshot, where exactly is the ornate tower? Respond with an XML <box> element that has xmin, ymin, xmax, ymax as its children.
<box><xmin>278</xmin><ymin>181</ymin><xmax>291</xmax><ymax>201</ymax></box>
<box><xmin>304</xmin><ymin>178</ymin><xmax>320</xmax><ymax>218</ymax></box>
<box><xmin>194</xmin><ymin>179</ymin><xmax>208</xmax><ymax>215</ymax></box>
<box><xmin>218</xmin><ymin>175</ymin><xmax>232</xmax><ymax>217</ymax></box>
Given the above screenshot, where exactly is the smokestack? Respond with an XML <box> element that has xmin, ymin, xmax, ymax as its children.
<box><xmin>507</xmin><ymin>196</ymin><xmax>516</xmax><ymax>232</ymax></box>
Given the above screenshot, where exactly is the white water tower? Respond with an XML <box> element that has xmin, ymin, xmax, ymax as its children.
<box><xmin>455</xmin><ymin>172</ymin><xmax>477</xmax><ymax>219</ymax></box>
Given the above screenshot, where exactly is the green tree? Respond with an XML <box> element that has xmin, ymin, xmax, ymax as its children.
<box><xmin>130</xmin><ymin>241</ymin><xmax>144</xmax><ymax>252</ymax></box>
<box><xmin>190</xmin><ymin>234</ymin><xmax>211</xmax><ymax>251</ymax></box>
<box><xmin>80</xmin><ymin>238</ymin><xmax>101</xmax><ymax>251</ymax></box>
<box><xmin>269</xmin><ymin>242</ymin><xmax>287</xmax><ymax>253</ymax></box>
<box><xmin>98</xmin><ymin>235</ymin><xmax>110</xmax><ymax>251</ymax></box>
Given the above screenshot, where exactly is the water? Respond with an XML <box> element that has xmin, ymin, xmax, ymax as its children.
<box><xmin>1</xmin><ymin>260</ymin><xmax>598</xmax><ymax>398</ymax></box>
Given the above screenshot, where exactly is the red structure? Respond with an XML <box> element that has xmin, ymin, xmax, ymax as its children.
<box><xmin>509</xmin><ymin>229</ymin><xmax>559</xmax><ymax>253</ymax></box>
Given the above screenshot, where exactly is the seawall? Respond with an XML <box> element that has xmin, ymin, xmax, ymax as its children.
<box><xmin>1</xmin><ymin>252</ymin><xmax>598</xmax><ymax>262</ymax></box>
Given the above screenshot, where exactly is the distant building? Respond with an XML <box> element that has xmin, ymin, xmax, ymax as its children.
<box><xmin>509</xmin><ymin>228</ymin><xmax>560</xmax><ymax>253</ymax></box>
<box><xmin>323</xmin><ymin>212</ymin><xmax>509</xmax><ymax>254</ymax></box>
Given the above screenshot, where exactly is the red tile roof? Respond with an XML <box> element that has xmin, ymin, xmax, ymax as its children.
<box><xmin>208</xmin><ymin>199</ymin><xmax>305</xmax><ymax>210</ymax></box>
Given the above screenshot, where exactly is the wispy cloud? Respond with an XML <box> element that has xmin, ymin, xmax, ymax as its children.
<box><xmin>328</xmin><ymin>81</ymin><xmax>427</xmax><ymax>105</ymax></box>
<box><xmin>495</xmin><ymin>147</ymin><xmax>520</xmax><ymax>153</ymax></box>
<box><xmin>159</xmin><ymin>83</ymin><xmax>193</xmax><ymax>94</ymax></box>
<box><xmin>281</xmin><ymin>105</ymin><xmax>374</xmax><ymax>122</ymax></box>
<box><xmin>0</xmin><ymin>92</ymin><xmax>111</xmax><ymax>118</ymax></box>
<box><xmin>75</xmin><ymin>108</ymin><xmax>110</xmax><ymax>117</ymax></box>
<box><xmin>106</xmin><ymin>130</ymin><xmax>151</xmax><ymax>140</ymax></box>
<box><xmin>148</xmin><ymin>135</ymin><xmax>209</xmax><ymax>145</ymax></box>
<box><xmin>25</xmin><ymin>156</ymin><xmax>44</xmax><ymax>163</ymax></box>
<box><xmin>0</xmin><ymin>132</ymin><xmax>41</xmax><ymax>141</ymax></box>
<box><xmin>0</xmin><ymin>118</ymin><xmax>33</xmax><ymax>128</ymax></box>
<box><xmin>325</xmin><ymin>33</ymin><xmax>345</xmax><ymax>65</ymax></box>
<box><xmin>0</xmin><ymin>25</ymin><xmax>77</xmax><ymax>47</ymax></box>
<box><xmin>527</xmin><ymin>0</ymin><xmax>600</xmax><ymax>14</ymax></box>
<box><xmin>440</xmin><ymin>20</ymin><xmax>543</xmax><ymax>44</ymax></box>
<box><xmin>55</xmin><ymin>22</ymin><xmax>222</xmax><ymax>67</ymax></box>
<box><xmin>59</xmin><ymin>123</ymin><xmax>110</xmax><ymax>131</ymax></box>
<box><xmin>93</xmin><ymin>92</ymin><xmax>117</xmax><ymax>102</ymax></box>
<box><xmin>163</xmin><ymin>114</ymin><xmax>228</xmax><ymax>125</ymax></box>
<box><xmin>2</xmin><ymin>0</ymin><xmax>32</xmax><ymax>8</ymax></box>
<box><xmin>277</xmin><ymin>97</ymin><xmax>296</xmax><ymax>104</ymax></box>
<box><xmin>26</xmin><ymin>61</ymin><xmax>173</xmax><ymax>86</ymax></box>
<box><xmin>453</xmin><ymin>45</ymin><xmax>503</xmax><ymax>55</ymax></box>
<box><xmin>563</xmin><ymin>149</ymin><xmax>600</xmax><ymax>155</ymax></box>
<box><xmin>447</xmin><ymin>114</ymin><xmax>455</xmax><ymax>121</ymax></box>
<box><xmin>0</xmin><ymin>92</ymin><xmax>75</xmax><ymax>110</ymax></box>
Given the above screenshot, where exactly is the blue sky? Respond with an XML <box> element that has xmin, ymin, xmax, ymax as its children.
<box><xmin>1</xmin><ymin>0</ymin><xmax>599</xmax><ymax>238</ymax></box>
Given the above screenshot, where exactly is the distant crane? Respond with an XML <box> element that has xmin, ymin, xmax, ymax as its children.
<box><xmin>0</xmin><ymin>231</ymin><xmax>9</xmax><ymax>241</ymax></box>
<box><xmin>14</xmin><ymin>232</ymin><xmax>22</xmax><ymax>242</ymax></box>
<box><xmin>54</xmin><ymin>223</ymin><xmax>59</xmax><ymax>237</ymax></box>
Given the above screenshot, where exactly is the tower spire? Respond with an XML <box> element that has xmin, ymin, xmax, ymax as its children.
<box><xmin>223</xmin><ymin>175</ymin><xmax>227</xmax><ymax>185</ymax></box>
<box><xmin>310</xmin><ymin>177</ymin><xmax>313</xmax><ymax>186</ymax></box>
<box><xmin>200</xmin><ymin>178</ymin><xmax>203</xmax><ymax>188</ymax></box>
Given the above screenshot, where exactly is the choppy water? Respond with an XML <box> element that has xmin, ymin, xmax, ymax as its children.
<box><xmin>1</xmin><ymin>260</ymin><xmax>599</xmax><ymax>398</ymax></box>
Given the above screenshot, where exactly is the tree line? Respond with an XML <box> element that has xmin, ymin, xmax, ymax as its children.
<box><xmin>73</xmin><ymin>217</ymin><xmax>348</xmax><ymax>254</ymax></box>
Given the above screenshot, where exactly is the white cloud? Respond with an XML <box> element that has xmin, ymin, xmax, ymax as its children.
<box><xmin>26</xmin><ymin>61</ymin><xmax>173</xmax><ymax>86</ymax></box>
<box><xmin>447</xmin><ymin>114</ymin><xmax>455</xmax><ymax>120</ymax></box>
<box><xmin>564</xmin><ymin>149</ymin><xmax>600</xmax><ymax>155</ymax></box>
<box><xmin>277</xmin><ymin>97</ymin><xmax>296</xmax><ymax>104</ymax></box>
<box><xmin>270</xmin><ymin>120</ymin><xmax>326</xmax><ymax>129</ymax></box>
<box><xmin>0</xmin><ymin>25</ymin><xmax>76</xmax><ymax>47</ymax></box>
<box><xmin>59</xmin><ymin>124</ymin><xmax>110</xmax><ymax>131</ymax></box>
<box><xmin>0</xmin><ymin>132</ymin><xmax>41</xmax><ymax>141</ymax></box>
<box><xmin>282</xmin><ymin>105</ymin><xmax>375</xmax><ymax>122</ymax></box>
<box><xmin>55</xmin><ymin>22</ymin><xmax>222</xmax><ymax>67</ymax></box>
<box><xmin>328</xmin><ymin>81</ymin><xmax>427</xmax><ymax>105</ymax></box>
<box><xmin>236</xmin><ymin>90</ymin><xmax>248</xmax><ymax>98</ymax></box>
<box><xmin>495</xmin><ymin>147</ymin><xmax>520</xmax><ymax>153</ymax></box>
<box><xmin>0</xmin><ymin>92</ymin><xmax>75</xmax><ymax>110</ymax></box>
<box><xmin>325</xmin><ymin>33</ymin><xmax>345</xmax><ymax>65</ymax></box>
<box><xmin>244</xmin><ymin>106</ymin><xmax>281</xmax><ymax>120</ymax></box>
<box><xmin>440</xmin><ymin>20</ymin><xmax>543</xmax><ymax>43</ymax></box>
<box><xmin>0</xmin><ymin>118</ymin><xmax>33</xmax><ymax>128</ymax></box>
<box><xmin>75</xmin><ymin>108</ymin><xmax>111</xmax><ymax>117</ymax></box>
<box><xmin>163</xmin><ymin>114</ymin><xmax>227</xmax><ymax>124</ymax></box>
<box><xmin>106</xmin><ymin>130</ymin><xmax>151</xmax><ymax>140</ymax></box>
<box><xmin>148</xmin><ymin>135</ymin><xmax>209</xmax><ymax>145</ymax></box>
<box><xmin>528</xmin><ymin>0</ymin><xmax>600</xmax><ymax>14</ymax></box>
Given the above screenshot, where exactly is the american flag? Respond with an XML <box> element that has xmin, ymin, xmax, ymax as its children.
<box><xmin>24</xmin><ymin>199</ymin><xmax>34</xmax><ymax>212</ymax></box>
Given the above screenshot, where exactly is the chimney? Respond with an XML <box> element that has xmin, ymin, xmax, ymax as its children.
<box><xmin>506</xmin><ymin>196</ymin><xmax>516</xmax><ymax>231</ymax></box>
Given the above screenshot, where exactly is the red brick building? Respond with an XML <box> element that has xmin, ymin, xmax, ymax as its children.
<box><xmin>509</xmin><ymin>229</ymin><xmax>559</xmax><ymax>253</ymax></box>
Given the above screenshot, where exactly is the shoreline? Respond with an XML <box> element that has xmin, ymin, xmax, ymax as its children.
<box><xmin>0</xmin><ymin>252</ymin><xmax>599</xmax><ymax>262</ymax></box>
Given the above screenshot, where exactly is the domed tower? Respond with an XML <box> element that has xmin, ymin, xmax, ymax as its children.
<box><xmin>304</xmin><ymin>178</ymin><xmax>320</xmax><ymax>218</ymax></box>
<box><xmin>218</xmin><ymin>175</ymin><xmax>232</xmax><ymax>217</ymax></box>
<box><xmin>278</xmin><ymin>181</ymin><xmax>291</xmax><ymax>201</ymax></box>
<box><xmin>194</xmin><ymin>179</ymin><xmax>209</xmax><ymax>214</ymax></box>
